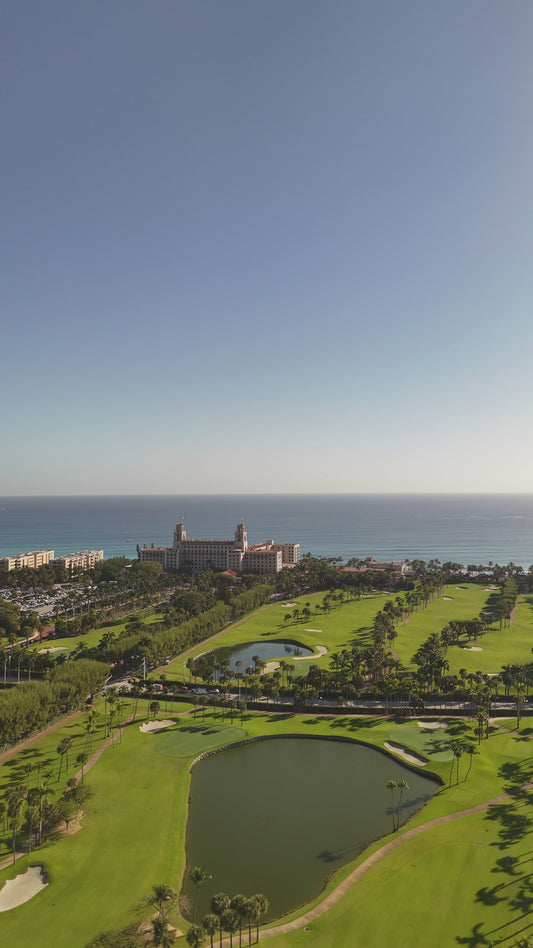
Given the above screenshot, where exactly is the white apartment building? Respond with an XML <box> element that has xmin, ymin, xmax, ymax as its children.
<box><xmin>0</xmin><ymin>550</ymin><xmax>55</xmax><ymax>571</ymax></box>
<box><xmin>51</xmin><ymin>550</ymin><xmax>104</xmax><ymax>571</ymax></box>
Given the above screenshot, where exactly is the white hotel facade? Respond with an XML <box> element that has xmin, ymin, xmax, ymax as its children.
<box><xmin>140</xmin><ymin>521</ymin><xmax>300</xmax><ymax>575</ymax></box>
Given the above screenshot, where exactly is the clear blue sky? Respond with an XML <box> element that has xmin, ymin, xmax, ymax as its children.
<box><xmin>3</xmin><ymin>1</ymin><xmax>533</xmax><ymax>494</ymax></box>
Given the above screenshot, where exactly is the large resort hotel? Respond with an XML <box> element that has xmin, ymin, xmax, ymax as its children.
<box><xmin>139</xmin><ymin>521</ymin><xmax>300</xmax><ymax>575</ymax></box>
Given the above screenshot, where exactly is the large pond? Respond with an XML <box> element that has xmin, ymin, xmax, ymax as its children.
<box><xmin>208</xmin><ymin>640</ymin><xmax>314</xmax><ymax>674</ymax></box>
<box><xmin>184</xmin><ymin>736</ymin><xmax>439</xmax><ymax>921</ymax></box>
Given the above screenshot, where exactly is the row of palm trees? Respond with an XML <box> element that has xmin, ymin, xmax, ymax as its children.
<box><xmin>190</xmin><ymin>891</ymin><xmax>270</xmax><ymax>948</ymax></box>
<box><xmin>149</xmin><ymin>874</ymin><xmax>269</xmax><ymax>948</ymax></box>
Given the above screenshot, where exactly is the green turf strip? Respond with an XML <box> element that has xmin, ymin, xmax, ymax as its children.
<box><xmin>153</xmin><ymin>723</ymin><xmax>247</xmax><ymax>758</ymax></box>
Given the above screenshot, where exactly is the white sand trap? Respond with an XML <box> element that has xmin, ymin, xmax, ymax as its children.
<box><xmin>0</xmin><ymin>866</ymin><xmax>48</xmax><ymax>911</ymax></box>
<box><xmin>384</xmin><ymin>742</ymin><xmax>428</xmax><ymax>766</ymax></box>
<box><xmin>463</xmin><ymin>646</ymin><xmax>483</xmax><ymax>651</ymax></box>
<box><xmin>304</xmin><ymin>628</ymin><xmax>323</xmax><ymax>633</ymax></box>
<box><xmin>139</xmin><ymin>719</ymin><xmax>176</xmax><ymax>733</ymax></box>
<box><xmin>417</xmin><ymin>720</ymin><xmax>448</xmax><ymax>730</ymax></box>
<box><xmin>443</xmin><ymin>596</ymin><xmax>453</xmax><ymax>601</ymax></box>
<box><xmin>282</xmin><ymin>603</ymin><xmax>298</xmax><ymax>607</ymax></box>
<box><xmin>263</xmin><ymin>645</ymin><xmax>328</xmax><ymax>674</ymax></box>
<box><xmin>293</xmin><ymin>644</ymin><xmax>328</xmax><ymax>661</ymax></box>
<box><xmin>456</xmin><ymin>586</ymin><xmax>468</xmax><ymax>590</ymax></box>
<box><xmin>39</xmin><ymin>646</ymin><xmax>68</xmax><ymax>653</ymax></box>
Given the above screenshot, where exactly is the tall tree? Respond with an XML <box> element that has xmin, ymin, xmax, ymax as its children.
<box><xmin>6</xmin><ymin>783</ymin><xmax>27</xmax><ymax>864</ymax></box>
<box><xmin>250</xmin><ymin>894</ymin><xmax>269</xmax><ymax>944</ymax></box>
<box><xmin>230</xmin><ymin>895</ymin><xmax>249</xmax><ymax>948</ymax></box>
<box><xmin>210</xmin><ymin>893</ymin><xmax>231</xmax><ymax>948</ymax></box>
<box><xmin>150</xmin><ymin>884</ymin><xmax>177</xmax><ymax>923</ymax></box>
<box><xmin>386</xmin><ymin>780</ymin><xmax>397</xmax><ymax>831</ymax></box>
<box><xmin>221</xmin><ymin>909</ymin><xmax>239</xmax><ymax>948</ymax></box>
<box><xmin>396</xmin><ymin>780</ymin><xmax>409</xmax><ymax>829</ymax></box>
<box><xmin>201</xmin><ymin>914</ymin><xmax>218</xmax><ymax>948</ymax></box>
<box><xmin>189</xmin><ymin>866</ymin><xmax>211</xmax><ymax>924</ymax></box>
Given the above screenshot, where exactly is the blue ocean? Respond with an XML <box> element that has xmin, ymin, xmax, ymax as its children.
<box><xmin>1</xmin><ymin>494</ymin><xmax>533</xmax><ymax>569</ymax></box>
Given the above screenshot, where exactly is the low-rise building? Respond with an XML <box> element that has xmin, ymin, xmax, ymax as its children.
<box><xmin>0</xmin><ymin>550</ymin><xmax>55</xmax><ymax>571</ymax></box>
<box><xmin>51</xmin><ymin>550</ymin><xmax>104</xmax><ymax>571</ymax></box>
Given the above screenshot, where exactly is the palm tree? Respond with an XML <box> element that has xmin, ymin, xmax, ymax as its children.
<box><xmin>386</xmin><ymin>779</ymin><xmax>397</xmax><ymax>831</ymax></box>
<box><xmin>26</xmin><ymin>786</ymin><xmax>40</xmax><ymax>854</ymax></box>
<box><xmin>464</xmin><ymin>743</ymin><xmax>479</xmax><ymax>781</ymax></box>
<box><xmin>76</xmin><ymin>751</ymin><xmax>89</xmax><ymax>783</ymax></box>
<box><xmin>201</xmin><ymin>913</ymin><xmax>218</xmax><ymax>948</ymax></box>
<box><xmin>449</xmin><ymin>739</ymin><xmax>464</xmax><ymax>785</ymax></box>
<box><xmin>230</xmin><ymin>894</ymin><xmax>249</xmax><ymax>948</ymax></box>
<box><xmin>189</xmin><ymin>866</ymin><xmax>211</xmax><ymax>923</ymax></box>
<box><xmin>56</xmin><ymin>738</ymin><xmax>70</xmax><ymax>782</ymax></box>
<box><xmin>150</xmin><ymin>884</ymin><xmax>177</xmax><ymax>922</ymax></box>
<box><xmin>84</xmin><ymin>706</ymin><xmax>99</xmax><ymax>751</ymax></box>
<box><xmin>396</xmin><ymin>779</ymin><xmax>409</xmax><ymax>829</ymax></box>
<box><xmin>243</xmin><ymin>897</ymin><xmax>255</xmax><ymax>947</ymax></box>
<box><xmin>6</xmin><ymin>783</ymin><xmax>27</xmax><ymax>864</ymax></box>
<box><xmin>210</xmin><ymin>892</ymin><xmax>231</xmax><ymax>948</ymax></box>
<box><xmin>221</xmin><ymin>908</ymin><xmax>240</xmax><ymax>948</ymax></box>
<box><xmin>185</xmin><ymin>924</ymin><xmax>205</xmax><ymax>948</ymax></box>
<box><xmin>250</xmin><ymin>894</ymin><xmax>269</xmax><ymax>943</ymax></box>
<box><xmin>152</xmin><ymin>916</ymin><xmax>177</xmax><ymax>947</ymax></box>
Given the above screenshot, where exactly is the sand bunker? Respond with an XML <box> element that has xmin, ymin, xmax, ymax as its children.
<box><xmin>384</xmin><ymin>742</ymin><xmax>428</xmax><ymax>766</ymax></box>
<box><xmin>417</xmin><ymin>720</ymin><xmax>448</xmax><ymax>730</ymax></box>
<box><xmin>39</xmin><ymin>646</ymin><xmax>68</xmax><ymax>654</ymax></box>
<box><xmin>139</xmin><ymin>720</ymin><xmax>176</xmax><ymax>733</ymax></box>
<box><xmin>281</xmin><ymin>603</ymin><xmax>297</xmax><ymax>607</ymax></box>
<box><xmin>307</xmin><ymin>645</ymin><xmax>328</xmax><ymax>657</ymax></box>
<box><xmin>442</xmin><ymin>596</ymin><xmax>453</xmax><ymax>601</ymax></box>
<box><xmin>0</xmin><ymin>866</ymin><xmax>48</xmax><ymax>911</ymax></box>
<box><xmin>304</xmin><ymin>628</ymin><xmax>323</xmax><ymax>633</ymax></box>
<box><xmin>263</xmin><ymin>645</ymin><xmax>328</xmax><ymax>675</ymax></box>
<box><xmin>462</xmin><ymin>646</ymin><xmax>483</xmax><ymax>651</ymax></box>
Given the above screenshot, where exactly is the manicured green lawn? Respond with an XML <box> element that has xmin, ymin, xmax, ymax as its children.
<box><xmin>2</xmin><ymin>704</ymin><xmax>533</xmax><ymax>948</ymax></box>
<box><xmin>3</xmin><ymin>586</ymin><xmax>533</xmax><ymax>947</ymax></box>
<box><xmin>162</xmin><ymin>592</ymin><xmax>388</xmax><ymax>681</ymax></box>
<box><xmin>390</xmin><ymin>584</ymin><xmax>495</xmax><ymax>667</ymax></box>
<box><xmin>162</xmin><ymin>584</ymin><xmax>517</xmax><ymax>682</ymax></box>
<box><xmin>35</xmin><ymin>609</ymin><xmax>163</xmax><ymax>655</ymax></box>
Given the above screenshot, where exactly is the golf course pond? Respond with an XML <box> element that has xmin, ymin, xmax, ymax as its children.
<box><xmin>207</xmin><ymin>640</ymin><xmax>314</xmax><ymax>673</ymax></box>
<box><xmin>184</xmin><ymin>735</ymin><xmax>439</xmax><ymax>920</ymax></box>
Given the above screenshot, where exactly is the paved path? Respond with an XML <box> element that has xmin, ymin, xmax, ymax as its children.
<box><xmin>2</xmin><ymin>713</ymin><xmax>532</xmax><ymax>938</ymax></box>
<box><xmin>0</xmin><ymin>709</ymin><xmax>83</xmax><ymax>767</ymax></box>
<box><xmin>251</xmin><ymin>777</ymin><xmax>533</xmax><ymax>943</ymax></box>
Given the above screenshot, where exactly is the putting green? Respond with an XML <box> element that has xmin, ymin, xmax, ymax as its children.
<box><xmin>154</xmin><ymin>723</ymin><xmax>247</xmax><ymax>758</ymax></box>
<box><xmin>388</xmin><ymin>723</ymin><xmax>453</xmax><ymax>762</ymax></box>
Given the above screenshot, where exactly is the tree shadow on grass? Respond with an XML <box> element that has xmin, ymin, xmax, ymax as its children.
<box><xmin>498</xmin><ymin>762</ymin><xmax>533</xmax><ymax>793</ymax></box>
<box><xmin>514</xmin><ymin>727</ymin><xmax>533</xmax><ymax>741</ymax></box>
<box><xmin>486</xmin><ymin>801</ymin><xmax>533</xmax><ymax>850</ymax></box>
<box><xmin>475</xmin><ymin>884</ymin><xmax>507</xmax><ymax>906</ymax></box>
<box><xmin>455</xmin><ymin>922</ymin><xmax>494</xmax><ymax>945</ymax></box>
<box><xmin>493</xmin><ymin>855</ymin><xmax>527</xmax><ymax>877</ymax></box>
<box><xmin>179</xmin><ymin>724</ymin><xmax>226</xmax><ymax>735</ymax></box>
<box><xmin>346</xmin><ymin>717</ymin><xmax>383</xmax><ymax>730</ymax></box>
<box><xmin>264</xmin><ymin>713</ymin><xmax>295</xmax><ymax>723</ymax></box>
<box><xmin>447</xmin><ymin>720</ymin><xmax>474</xmax><ymax>737</ymax></box>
